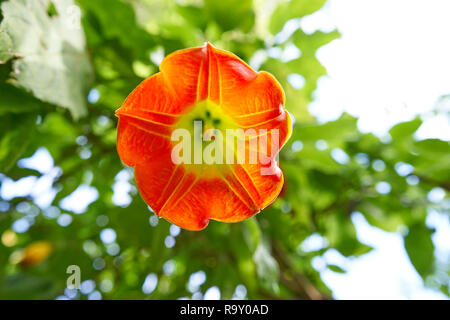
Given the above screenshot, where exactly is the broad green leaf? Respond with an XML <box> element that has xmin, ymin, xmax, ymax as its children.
<box><xmin>0</xmin><ymin>29</ymin><xmax>12</xmax><ymax>62</ymax></box>
<box><xmin>176</xmin><ymin>4</ymin><xmax>208</xmax><ymax>30</ymax></box>
<box><xmin>292</xmin><ymin>29</ymin><xmax>341</xmax><ymax>52</ymax></box>
<box><xmin>404</xmin><ymin>223</ymin><xmax>435</xmax><ymax>278</ymax></box>
<box><xmin>0</xmin><ymin>82</ymin><xmax>44</xmax><ymax>115</ymax></box>
<box><xmin>0</xmin><ymin>0</ymin><xmax>92</xmax><ymax>119</ymax></box>
<box><xmin>360</xmin><ymin>203</ymin><xmax>408</xmax><ymax>233</ymax></box>
<box><xmin>77</xmin><ymin>0</ymin><xmax>156</xmax><ymax>60</ymax></box>
<box><xmin>204</xmin><ymin>0</ymin><xmax>255</xmax><ymax>32</ymax></box>
<box><xmin>292</xmin><ymin>113</ymin><xmax>358</xmax><ymax>142</ymax></box>
<box><xmin>0</xmin><ymin>113</ymin><xmax>37</xmax><ymax>172</ymax></box>
<box><xmin>296</xmin><ymin>146</ymin><xmax>341</xmax><ymax>173</ymax></box>
<box><xmin>0</xmin><ymin>59</ymin><xmax>44</xmax><ymax>115</ymax></box>
<box><xmin>413</xmin><ymin>139</ymin><xmax>450</xmax><ymax>183</ymax></box>
<box><xmin>269</xmin><ymin>0</ymin><xmax>327</xmax><ymax>34</ymax></box>
<box><xmin>414</xmin><ymin>139</ymin><xmax>450</xmax><ymax>155</ymax></box>
<box><xmin>320</xmin><ymin>213</ymin><xmax>372</xmax><ymax>257</ymax></box>
<box><xmin>389</xmin><ymin>118</ymin><xmax>422</xmax><ymax>141</ymax></box>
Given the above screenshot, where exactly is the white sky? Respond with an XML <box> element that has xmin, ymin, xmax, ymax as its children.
<box><xmin>305</xmin><ymin>0</ymin><xmax>450</xmax><ymax>139</ymax></box>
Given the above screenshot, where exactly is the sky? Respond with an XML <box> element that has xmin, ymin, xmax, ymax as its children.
<box><xmin>294</xmin><ymin>0</ymin><xmax>450</xmax><ymax>299</ymax></box>
<box><xmin>305</xmin><ymin>0</ymin><xmax>450</xmax><ymax>141</ymax></box>
<box><xmin>1</xmin><ymin>0</ymin><xmax>449</xmax><ymax>300</ymax></box>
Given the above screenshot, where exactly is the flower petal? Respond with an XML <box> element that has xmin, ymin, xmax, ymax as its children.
<box><xmin>135</xmin><ymin>160</ymin><xmax>258</xmax><ymax>230</ymax></box>
<box><xmin>160</xmin><ymin>177</ymin><xmax>257</xmax><ymax>230</ymax></box>
<box><xmin>203</xmin><ymin>44</ymin><xmax>291</xmax><ymax>147</ymax></box>
<box><xmin>209</xmin><ymin>47</ymin><xmax>286</xmax><ymax>125</ymax></box>
<box><xmin>116</xmin><ymin>43</ymin><xmax>292</xmax><ymax>230</ymax></box>
<box><xmin>116</xmin><ymin>116</ymin><xmax>172</xmax><ymax>167</ymax></box>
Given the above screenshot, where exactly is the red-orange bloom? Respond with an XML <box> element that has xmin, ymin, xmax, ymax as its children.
<box><xmin>116</xmin><ymin>43</ymin><xmax>292</xmax><ymax>230</ymax></box>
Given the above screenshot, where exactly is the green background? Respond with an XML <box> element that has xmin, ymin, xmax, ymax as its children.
<box><xmin>0</xmin><ymin>0</ymin><xmax>448</xmax><ymax>299</ymax></box>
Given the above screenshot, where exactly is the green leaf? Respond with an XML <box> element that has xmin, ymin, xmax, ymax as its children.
<box><xmin>0</xmin><ymin>0</ymin><xmax>93</xmax><ymax>119</ymax></box>
<box><xmin>296</xmin><ymin>146</ymin><xmax>342</xmax><ymax>173</ymax></box>
<box><xmin>176</xmin><ymin>4</ymin><xmax>208</xmax><ymax>30</ymax></box>
<box><xmin>293</xmin><ymin>113</ymin><xmax>358</xmax><ymax>142</ymax></box>
<box><xmin>204</xmin><ymin>0</ymin><xmax>255</xmax><ymax>32</ymax></box>
<box><xmin>269</xmin><ymin>0</ymin><xmax>327</xmax><ymax>35</ymax></box>
<box><xmin>327</xmin><ymin>264</ymin><xmax>346</xmax><ymax>273</ymax></box>
<box><xmin>321</xmin><ymin>213</ymin><xmax>372</xmax><ymax>257</ymax></box>
<box><xmin>414</xmin><ymin>139</ymin><xmax>450</xmax><ymax>155</ymax></box>
<box><xmin>0</xmin><ymin>29</ymin><xmax>12</xmax><ymax>62</ymax></box>
<box><xmin>0</xmin><ymin>113</ymin><xmax>37</xmax><ymax>172</ymax></box>
<box><xmin>77</xmin><ymin>0</ymin><xmax>156</xmax><ymax>59</ymax></box>
<box><xmin>389</xmin><ymin>118</ymin><xmax>422</xmax><ymax>141</ymax></box>
<box><xmin>0</xmin><ymin>274</ymin><xmax>57</xmax><ymax>299</ymax></box>
<box><xmin>292</xmin><ymin>29</ymin><xmax>341</xmax><ymax>52</ymax></box>
<box><xmin>404</xmin><ymin>223</ymin><xmax>435</xmax><ymax>278</ymax></box>
<box><xmin>413</xmin><ymin>139</ymin><xmax>450</xmax><ymax>183</ymax></box>
<box><xmin>0</xmin><ymin>82</ymin><xmax>44</xmax><ymax>116</ymax></box>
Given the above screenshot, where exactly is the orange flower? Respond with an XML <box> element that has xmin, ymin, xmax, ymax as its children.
<box><xmin>19</xmin><ymin>241</ymin><xmax>53</xmax><ymax>267</ymax></box>
<box><xmin>116</xmin><ymin>43</ymin><xmax>292</xmax><ymax>230</ymax></box>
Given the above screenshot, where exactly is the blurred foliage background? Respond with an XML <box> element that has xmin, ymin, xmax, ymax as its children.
<box><xmin>0</xmin><ymin>0</ymin><xmax>448</xmax><ymax>299</ymax></box>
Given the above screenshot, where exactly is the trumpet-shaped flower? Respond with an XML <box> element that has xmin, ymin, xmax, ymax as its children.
<box><xmin>116</xmin><ymin>43</ymin><xmax>291</xmax><ymax>230</ymax></box>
